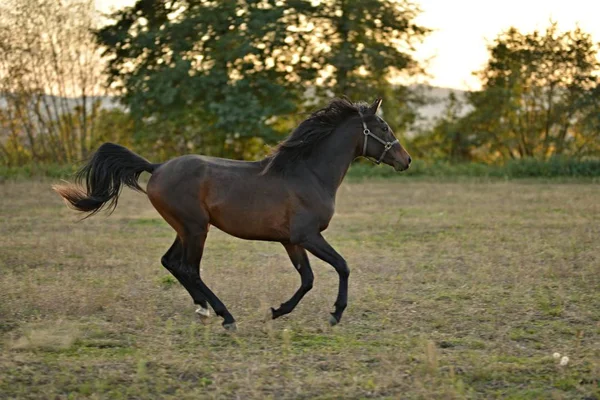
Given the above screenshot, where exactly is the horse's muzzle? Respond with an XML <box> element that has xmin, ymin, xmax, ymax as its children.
<box><xmin>393</xmin><ymin>157</ymin><xmax>411</xmax><ymax>172</ymax></box>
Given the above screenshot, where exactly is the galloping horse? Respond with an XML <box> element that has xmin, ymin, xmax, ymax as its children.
<box><xmin>54</xmin><ymin>98</ymin><xmax>412</xmax><ymax>330</ymax></box>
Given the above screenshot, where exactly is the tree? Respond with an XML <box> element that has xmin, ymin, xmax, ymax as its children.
<box><xmin>462</xmin><ymin>23</ymin><xmax>600</xmax><ymax>161</ymax></box>
<box><xmin>0</xmin><ymin>0</ymin><xmax>107</xmax><ymax>165</ymax></box>
<box><xmin>301</xmin><ymin>0</ymin><xmax>428</xmax><ymax>132</ymax></box>
<box><xmin>97</xmin><ymin>0</ymin><xmax>428</xmax><ymax>158</ymax></box>
<box><xmin>411</xmin><ymin>92</ymin><xmax>477</xmax><ymax>162</ymax></box>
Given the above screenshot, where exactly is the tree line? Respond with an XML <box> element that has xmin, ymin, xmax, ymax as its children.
<box><xmin>414</xmin><ymin>23</ymin><xmax>600</xmax><ymax>163</ymax></box>
<box><xmin>0</xmin><ymin>0</ymin><xmax>598</xmax><ymax>167</ymax></box>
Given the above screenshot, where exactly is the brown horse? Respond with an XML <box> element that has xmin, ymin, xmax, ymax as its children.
<box><xmin>54</xmin><ymin>98</ymin><xmax>411</xmax><ymax>330</ymax></box>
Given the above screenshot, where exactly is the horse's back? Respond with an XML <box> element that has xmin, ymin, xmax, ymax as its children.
<box><xmin>146</xmin><ymin>154</ymin><xmax>293</xmax><ymax>241</ymax></box>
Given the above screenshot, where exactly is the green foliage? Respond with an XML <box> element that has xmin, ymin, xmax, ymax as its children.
<box><xmin>414</xmin><ymin>22</ymin><xmax>600</xmax><ymax>163</ymax></box>
<box><xmin>502</xmin><ymin>156</ymin><xmax>600</xmax><ymax>177</ymax></box>
<box><xmin>347</xmin><ymin>157</ymin><xmax>600</xmax><ymax>179</ymax></box>
<box><xmin>4</xmin><ymin>157</ymin><xmax>600</xmax><ymax>180</ymax></box>
<box><xmin>97</xmin><ymin>0</ymin><xmax>428</xmax><ymax>157</ymax></box>
<box><xmin>93</xmin><ymin>108</ymin><xmax>136</xmax><ymax>148</ymax></box>
<box><xmin>157</xmin><ymin>275</ymin><xmax>177</xmax><ymax>288</ymax></box>
<box><xmin>410</xmin><ymin>91</ymin><xmax>475</xmax><ymax>162</ymax></box>
<box><xmin>0</xmin><ymin>163</ymin><xmax>78</xmax><ymax>179</ymax></box>
<box><xmin>298</xmin><ymin>0</ymin><xmax>429</xmax><ymax>136</ymax></box>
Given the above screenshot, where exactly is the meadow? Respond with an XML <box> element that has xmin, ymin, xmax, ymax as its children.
<box><xmin>0</xmin><ymin>178</ymin><xmax>598</xmax><ymax>399</ymax></box>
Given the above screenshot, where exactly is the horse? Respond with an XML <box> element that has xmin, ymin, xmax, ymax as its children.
<box><xmin>53</xmin><ymin>97</ymin><xmax>412</xmax><ymax>331</ymax></box>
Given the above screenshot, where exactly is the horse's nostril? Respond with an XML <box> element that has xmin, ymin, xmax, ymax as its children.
<box><xmin>408</xmin><ymin>156</ymin><xmax>412</xmax><ymax>165</ymax></box>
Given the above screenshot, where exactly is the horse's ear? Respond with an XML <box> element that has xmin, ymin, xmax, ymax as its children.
<box><xmin>368</xmin><ymin>98</ymin><xmax>383</xmax><ymax>115</ymax></box>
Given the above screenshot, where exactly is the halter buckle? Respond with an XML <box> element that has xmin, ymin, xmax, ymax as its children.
<box><xmin>359</xmin><ymin>112</ymin><xmax>399</xmax><ymax>164</ymax></box>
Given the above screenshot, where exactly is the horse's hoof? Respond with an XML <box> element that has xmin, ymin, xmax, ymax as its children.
<box><xmin>264</xmin><ymin>308</ymin><xmax>276</xmax><ymax>322</ymax></box>
<box><xmin>223</xmin><ymin>322</ymin><xmax>237</xmax><ymax>332</ymax></box>
<box><xmin>195</xmin><ymin>306</ymin><xmax>210</xmax><ymax>319</ymax></box>
<box><xmin>195</xmin><ymin>306</ymin><xmax>210</xmax><ymax>325</ymax></box>
<box><xmin>329</xmin><ymin>314</ymin><xmax>339</xmax><ymax>326</ymax></box>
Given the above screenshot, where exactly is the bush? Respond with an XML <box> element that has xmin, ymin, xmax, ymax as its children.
<box><xmin>347</xmin><ymin>157</ymin><xmax>600</xmax><ymax>179</ymax></box>
<box><xmin>0</xmin><ymin>164</ymin><xmax>78</xmax><ymax>180</ymax></box>
<box><xmin>2</xmin><ymin>157</ymin><xmax>599</xmax><ymax>181</ymax></box>
<box><xmin>502</xmin><ymin>157</ymin><xmax>600</xmax><ymax>177</ymax></box>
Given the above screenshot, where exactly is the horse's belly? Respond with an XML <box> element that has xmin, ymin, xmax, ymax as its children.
<box><xmin>208</xmin><ymin>201</ymin><xmax>290</xmax><ymax>241</ymax></box>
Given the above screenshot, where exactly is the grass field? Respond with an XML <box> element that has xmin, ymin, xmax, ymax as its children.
<box><xmin>1</xmin><ymin>179</ymin><xmax>599</xmax><ymax>399</ymax></box>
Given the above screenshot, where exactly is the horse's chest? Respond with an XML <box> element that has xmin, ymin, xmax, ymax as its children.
<box><xmin>318</xmin><ymin>203</ymin><xmax>335</xmax><ymax>231</ymax></box>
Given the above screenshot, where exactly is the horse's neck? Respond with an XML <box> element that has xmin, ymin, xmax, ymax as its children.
<box><xmin>304</xmin><ymin>126</ymin><xmax>359</xmax><ymax>195</ymax></box>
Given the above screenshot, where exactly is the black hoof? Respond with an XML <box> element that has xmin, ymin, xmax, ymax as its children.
<box><xmin>264</xmin><ymin>308</ymin><xmax>276</xmax><ymax>322</ymax></box>
<box><xmin>223</xmin><ymin>322</ymin><xmax>237</xmax><ymax>332</ymax></box>
<box><xmin>272</xmin><ymin>307</ymin><xmax>286</xmax><ymax>320</ymax></box>
<box><xmin>329</xmin><ymin>314</ymin><xmax>340</xmax><ymax>326</ymax></box>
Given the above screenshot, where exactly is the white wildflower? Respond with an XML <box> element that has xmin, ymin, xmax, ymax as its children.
<box><xmin>553</xmin><ymin>352</ymin><xmax>561</xmax><ymax>359</ymax></box>
<box><xmin>559</xmin><ymin>356</ymin><xmax>569</xmax><ymax>366</ymax></box>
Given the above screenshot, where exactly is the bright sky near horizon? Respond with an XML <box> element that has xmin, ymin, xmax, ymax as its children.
<box><xmin>96</xmin><ymin>0</ymin><xmax>600</xmax><ymax>91</ymax></box>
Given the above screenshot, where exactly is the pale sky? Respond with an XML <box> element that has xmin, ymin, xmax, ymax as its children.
<box><xmin>97</xmin><ymin>0</ymin><xmax>600</xmax><ymax>91</ymax></box>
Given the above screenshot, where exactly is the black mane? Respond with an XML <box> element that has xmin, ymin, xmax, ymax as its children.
<box><xmin>262</xmin><ymin>98</ymin><xmax>368</xmax><ymax>174</ymax></box>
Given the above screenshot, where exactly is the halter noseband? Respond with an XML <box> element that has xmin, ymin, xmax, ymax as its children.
<box><xmin>358</xmin><ymin>111</ymin><xmax>399</xmax><ymax>165</ymax></box>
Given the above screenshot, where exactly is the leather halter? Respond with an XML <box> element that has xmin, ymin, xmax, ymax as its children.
<box><xmin>358</xmin><ymin>111</ymin><xmax>399</xmax><ymax>164</ymax></box>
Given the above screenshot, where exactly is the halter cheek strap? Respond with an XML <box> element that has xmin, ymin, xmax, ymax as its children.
<box><xmin>358</xmin><ymin>111</ymin><xmax>399</xmax><ymax>165</ymax></box>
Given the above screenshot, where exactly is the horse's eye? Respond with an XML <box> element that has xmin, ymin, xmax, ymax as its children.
<box><xmin>382</xmin><ymin>126</ymin><xmax>388</xmax><ymax>132</ymax></box>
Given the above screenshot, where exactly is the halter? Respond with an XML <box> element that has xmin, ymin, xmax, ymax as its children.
<box><xmin>358</xmin><ymin>111</ymin><xmax>399</xmax><ymax>165</ymax></box>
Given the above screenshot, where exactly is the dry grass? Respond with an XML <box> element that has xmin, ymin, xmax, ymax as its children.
<box><xmin>1</xmin><ymin>179</ymin><xmax>599</xmax><ymax>399</ymax></box>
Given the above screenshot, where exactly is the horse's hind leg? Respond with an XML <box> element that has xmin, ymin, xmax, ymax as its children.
<box><xmin>161</xmin><ymin>237</ymin><xmax>210</xmax><ymax>318</ymax></box>
<box><xmin>271</xmin><ymin>244</ymin><xmax>314</xmax><ymax>319</ymax></box>
<box><xmin>181</xmin><ymin>231</ymin><xmax>237</xmax><ymax>331</ymax></box>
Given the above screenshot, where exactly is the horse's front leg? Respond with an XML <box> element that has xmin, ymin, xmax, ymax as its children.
<box><xmin>299</xmin><ymin>233</ymin><xmax>349</xmax><ymax>325</ymax></box>
<box><xmin>271</xmin><ymin>243</ymin><xmax>314</xmax><ymax>319</ymax></box>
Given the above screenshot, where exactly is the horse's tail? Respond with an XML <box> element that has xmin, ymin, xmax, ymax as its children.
<box><xmin>53</xmin><ymin>143</ymin><xmax>159</xmax><ymax>217</ymax></box>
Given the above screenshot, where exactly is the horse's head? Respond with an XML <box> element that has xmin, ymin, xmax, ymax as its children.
<box><xmin>359</xmin><ymin>98</ymin><xmax>412</xmax><ymax>171</ymax></box>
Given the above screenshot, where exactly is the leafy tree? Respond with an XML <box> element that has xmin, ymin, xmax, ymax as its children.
<box><xmin>298</xmin><ymin>0</ymin><xmax>428</xmax><ymax>135</ymax></box>
<box><xmin>461</xmin><ymin>23</ymin><xmax>600</xmax><ymax>161</ymax></box>
<box><xmin>93</xmin><ymin>108</ymin><xmax>136</xmax><ymax>147</ymax></box>
<box><xmin>97</xmin><ymin>0</ymin><xmax>428</xmax><ymax>158</ymax></box>
<box><xmin>411</xmin><ymin>92</ymin><xmax>476</xmax><ymax>162</ymax></box>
